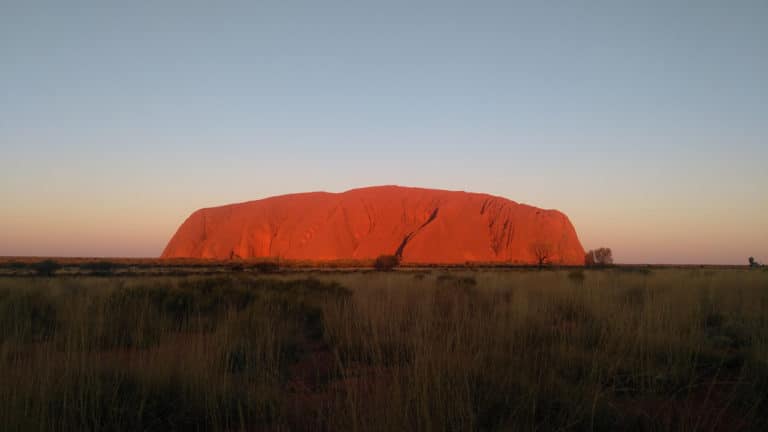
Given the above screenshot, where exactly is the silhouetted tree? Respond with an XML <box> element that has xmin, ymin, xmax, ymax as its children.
<box><xmin>585</xmin><ymin>250</ymin><xmax>596</xmax><ymax>267</ymax></box>
<box><xmin>749</xmin><ymin>257</ymin><xmax>761</xmax><ymax>268</ymax></box>
<box><xmin>530</xmin><ymin>242</ymin><xmax>553</xmax><ymax>269</ymax></box>
<box><xmin>594</xmin><ymin>248</ymin><xmax>613</xmax><ymax>266</ymax></box>
<box><xmin>585</xmin><ymin>248</ymin><xmax>613</xmax><ymax>267</ymax></box>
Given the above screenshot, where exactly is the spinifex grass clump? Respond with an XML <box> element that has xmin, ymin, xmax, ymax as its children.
<box><xmin>0</xmin><ymin>269</ymin><xmax>767</xmax><ymax>431</ymax></box>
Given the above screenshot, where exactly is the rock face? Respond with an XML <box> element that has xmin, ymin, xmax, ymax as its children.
<box><xmin>161</xmin><ymin>186</ymin><xmax>585</xmax><ymax>265</ymax></box>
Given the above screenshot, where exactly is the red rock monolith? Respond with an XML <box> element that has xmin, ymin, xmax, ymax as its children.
<box><xmin>161</xmin><ymin>185</ymin><xmax>585</xmax><ymax>265</ymax></box>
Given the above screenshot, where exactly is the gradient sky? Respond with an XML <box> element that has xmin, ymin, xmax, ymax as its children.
<box><xmin>1</xmin><ymin>1</ymin><xmax>766</xmax><ymax>264</ymax></box>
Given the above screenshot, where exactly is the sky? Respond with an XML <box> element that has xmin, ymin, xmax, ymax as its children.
<box><xmin>1</xmin><ymin>0</ymin><xmax>766</xmax><ymax>264</ymax></box>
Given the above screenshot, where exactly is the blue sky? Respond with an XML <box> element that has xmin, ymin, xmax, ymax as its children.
<box><xmin>1</xmin><ymin>0</ymin><xmax>766</xmax><ymax>263</ymax></box>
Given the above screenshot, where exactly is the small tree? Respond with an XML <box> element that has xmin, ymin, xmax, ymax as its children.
<box><xmin>585</xmin><ymin>250</ymin><xmax>596</xmax><ymax>267</ymax></box>
<box><xmin>374</xmin><ymin>254</ymin><xmax>400</xmax><ymax>271</ymax></box>
<box><xmin>749</xmin><ymin>257</ymin><xmax>761</xmax><ymax>268</ymax></box>
<box><xmin>594</xmin><ymin>248</ymin><xmax>613</xmax><ymax>266</ymax></box>
<box><xmin>530</xmin><ymin>242</ymin><xmax>553</xmax><ymax>269</ymax></box>
<box><xmin>585</xmin><ymin>248</ymin><xmax>613</xmax><ymax>267</ymax></box>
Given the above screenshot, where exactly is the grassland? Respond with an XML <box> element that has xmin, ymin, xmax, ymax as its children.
<box><xmin>0</xmin><ymin>267</ymin><xmax>767</xmax><ymax>431</ymax></box>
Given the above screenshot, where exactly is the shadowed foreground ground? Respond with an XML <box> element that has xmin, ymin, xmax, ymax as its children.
<box><xmin>1</xmin><ymin>268</ymin><xmax>767</xmax><ymax>431</ymax></box>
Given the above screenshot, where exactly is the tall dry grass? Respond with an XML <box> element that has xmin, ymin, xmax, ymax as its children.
<box><xmin>0</xmin><ymin>268</ymin><xmax>767</xmax><ymax>431</ymax></box>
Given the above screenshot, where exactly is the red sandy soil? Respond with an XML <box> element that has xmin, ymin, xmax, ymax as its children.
<box><xmin>161</xmin><ymin>185</ymin><xmax>585</xmax><ymax>265</ymax></box>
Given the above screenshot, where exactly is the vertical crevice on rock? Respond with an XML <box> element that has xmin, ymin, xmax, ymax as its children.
<box><xmin>394</xmin><ymin>207</ymin><xmax>440</xmax><ymax>259</ymax></box>
<box><xmin>394</xmin><ymin>234</ymin><xmax>411</xmax><ymax>259</ymax></box>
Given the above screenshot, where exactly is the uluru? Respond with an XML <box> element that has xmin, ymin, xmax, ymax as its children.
<box><xmin>162</xmin><ymin>186</ymin><xmax>585</xmax><ymax>265</ymax></box>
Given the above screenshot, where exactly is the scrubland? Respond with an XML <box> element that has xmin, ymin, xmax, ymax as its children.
<box><xmin>0</xmin><ymin>268</ymin><xmax>767</xmax><ymax>431</ymax></box>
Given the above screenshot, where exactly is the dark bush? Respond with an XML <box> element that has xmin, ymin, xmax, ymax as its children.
<box><xmin>253</xmin><ymin>261</ymin><xmax>280</xmax><ymax>273</ymax></box>
<box><xmin>82</xmin><ymin>261</ymin><xmax>118</xmax><ymax>275</ymax></box>
<box><xmin>374</xmin><ymin>254</ymin><xmax>400</xmax><ymax>271</ymax></box>
<box><xmin>32</xmin><ymin>259</ymin><xmax>61</xmax><ymax>276</ymax></box>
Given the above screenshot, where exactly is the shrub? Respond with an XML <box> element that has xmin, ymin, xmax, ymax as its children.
<box><xmin>253</xmin><ymin>261</ymin><xmax>280</xmax><ymax>273</ymax></box>
<box><xmin>32</xmin><ymin>259</ymin><xmax>61</xmax><ymax>277</ymax></box>
<box><xmin>373</xmin><ymin>254</ymin><xmax>400</xmax><ymax>271</ymax></box>
<box><xmin>82</xmin><ymin>261</ymin><xmax>117</xmax><ymax>275</ymax></box>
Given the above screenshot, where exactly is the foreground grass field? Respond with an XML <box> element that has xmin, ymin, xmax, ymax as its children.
<box><xmin>0</xmin><ymin>268</ymin><xmax>767</xmax><ymax>431</ymax></box>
